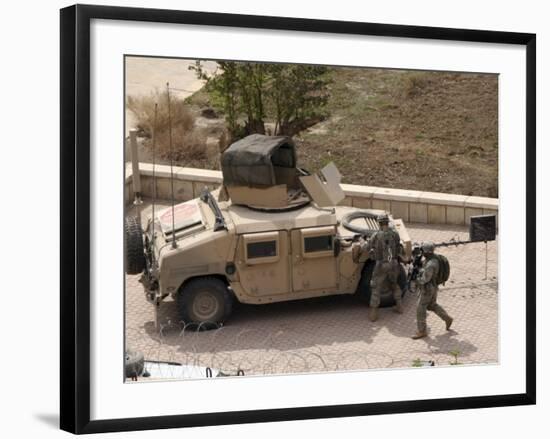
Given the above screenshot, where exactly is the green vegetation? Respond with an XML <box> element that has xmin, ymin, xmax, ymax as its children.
<box><xmin>190</xmin><ymin>61</ymin><xmax>331</xmax><ymax>141</ymax></box>
<box><xmin>449</xmin><ymin>349</ymin><xmax>462</xmax><ymax>365</ymax></box>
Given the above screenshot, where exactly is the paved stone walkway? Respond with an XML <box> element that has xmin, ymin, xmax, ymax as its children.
<box><xmin>126</xmin><ymin>203</ymin><xmax>498</xmax><ymax>378</ymax></box>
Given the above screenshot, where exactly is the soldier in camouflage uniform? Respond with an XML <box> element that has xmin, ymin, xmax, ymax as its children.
<box><xmin>364</xmin><ymin>213</ymin><xmax>404</xmax><ymax>322</ymax></box>
<box><xmin>412</xmin><ymin>241</ymin><xmax>453</xmax><ymax>339</ymax></box>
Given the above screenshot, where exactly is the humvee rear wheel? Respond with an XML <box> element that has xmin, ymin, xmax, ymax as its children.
<box><xmin>125</xmin><ymin>216</ymin><xmax>145</xmax><ymax>275</ymax></box>
<box><xmin>177</xmin><ymin>277</ymin><xmax>233</xmax><ymax>327</ymax></box>
<box><xmin>356</xmin><ymin>261</ymin><xmax>407</xmax><ymax>307</ymax></box>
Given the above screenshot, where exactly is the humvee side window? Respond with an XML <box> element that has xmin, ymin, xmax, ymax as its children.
<box><xmin>301</xmin><ymin>226</ymin><xmax>335</xmax><ymax>259</ymax></box>
<box><xmin>243</xmin><ymin>231</ymin><xmax>280</xmax><ymax>265</ymax></box>
<box><xmin>247</xmin><ymin>241</ymin><xmax>277</xmax><ymax>258</ymax></box>
<box><xmin>304</xmin><ymin>235</ymin><xmax>333</xmax><ymax>253</ymax></box>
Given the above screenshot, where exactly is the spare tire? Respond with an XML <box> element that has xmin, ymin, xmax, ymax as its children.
<box><xmin>125</xmin><ymin>216</ymin><xmax>145</xmax><ymax>274</ymax></box>
<box><xmin>342</xmin><ymin>210</ymin><xmax>379</xmax><ymax>236</ymax></box>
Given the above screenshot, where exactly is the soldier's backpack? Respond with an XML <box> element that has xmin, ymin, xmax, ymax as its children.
<box><xmin>434</xmin><ymin>254</ymin><xmax>450</xmax><ymax>285</ymax></box>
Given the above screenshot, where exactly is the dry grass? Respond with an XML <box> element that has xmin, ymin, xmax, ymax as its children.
<box><xmin>296</xmin><ymin>68</ymin><xmax>498</xmax><ymax>197</ymax></box>
<box><xmin>402</xmin><ymin>73</ymin><xmax>434</xmax><ymax>98</ymax></box>
<box><xmin>127</xmin><ymin>91</ymin><xmax>206</xmax><ymax>162</ymax></box>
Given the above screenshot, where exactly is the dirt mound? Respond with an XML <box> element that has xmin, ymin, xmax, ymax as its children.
<box><xmin>296</xmin><ymin>68</ymin><xmax>498</xmax><ymax>197</ymax></box>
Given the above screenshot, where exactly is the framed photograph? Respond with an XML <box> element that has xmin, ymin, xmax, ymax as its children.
<box><xmin>60</xmin><ymin>4</ymin><xmax>536</xmax><ymax>434</ymax></box>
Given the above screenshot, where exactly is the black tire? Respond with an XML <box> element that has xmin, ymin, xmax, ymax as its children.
<box><xmin>125</xmin><ymin>349</ymin><xmax>144</xmax><ymax>378</ymax></box>
<box><xmin>356</xmin><ymin>261</ymin><xmax>407</xmax><ymax>307</ymax></box>
<box><xmin>356</xmin><ymin>260</ymin><xmax>375</xmax><ymax>304</ymax></box>
<box><xmin>125</xmin><ymin>216</ymin><xmax>145</xmax><ymax>275</ymax></box>
<box><xmin>177</xmin><ymin>277</ymin><xmax>233</xmax><ymax>328</ymax></box>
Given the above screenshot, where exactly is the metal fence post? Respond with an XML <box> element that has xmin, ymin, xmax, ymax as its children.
<box><xmin>129</xmin><ymin>129</ymin><xmax>142</xmax><ymax>205</ymax></box>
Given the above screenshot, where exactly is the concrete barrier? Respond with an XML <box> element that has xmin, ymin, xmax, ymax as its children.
<box><xmin>125</xmin><ymin>163</ymin><xmax>498</xmax><ymax>226</ymax></box>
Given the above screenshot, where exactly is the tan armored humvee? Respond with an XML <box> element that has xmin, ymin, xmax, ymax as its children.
<box><xmin>125</xmin><ymin>134</ymin><xmax>412</xmax><ymax>326</ymax></box>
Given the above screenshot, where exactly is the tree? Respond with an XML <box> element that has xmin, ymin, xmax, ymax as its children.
<box><xmin>266</xmin><ymin>63</ymin><xmax>330</xmax><ymax>135</ymax></box>
<box><xmin>191</xmin><ymin>61</ymin><xmax>330</xmax><ymax>141</ymax></box>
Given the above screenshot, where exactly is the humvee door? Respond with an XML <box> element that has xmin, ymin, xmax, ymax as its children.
<box><xmin>236</xmin><ymin>231</ymin><xmax>291</xmax><ymax>297</ymax></box>
<box><xmin>291</xmin><ymin>226</ymin><xmax>338</xmax><ymax>292</ymax></box>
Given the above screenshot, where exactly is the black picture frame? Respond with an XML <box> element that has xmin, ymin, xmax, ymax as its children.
<box><xmin>60</xmin><ymin>4</ymin><xmax>536</xmax><ymax>434</ymax></box>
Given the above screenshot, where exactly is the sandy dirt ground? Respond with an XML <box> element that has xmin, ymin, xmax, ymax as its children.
<box><xmin>125</xmin><ymin>200</ymin><xmax>498</xmax><ymax>380</ymax></box>
<box><xmin>124</xmin><ymin>56</ymin><xmax>216</xmax><ymax>135</ymax></box>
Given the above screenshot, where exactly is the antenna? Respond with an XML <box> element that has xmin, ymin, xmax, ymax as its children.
<box><xmin>151</xmin><ymin>103</ymin><xmax>158</xmax><ymax>263</ymax></box>
<box><xmin>166</xmin><ymin>82</ymin><xmax>177</xmax><ymax>249</ymax></box>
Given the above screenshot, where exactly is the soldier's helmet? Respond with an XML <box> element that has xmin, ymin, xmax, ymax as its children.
<box><xmin>377</xmin><ymin>213</ymin><xmax>390</xmax><ymax>224</ymax></box>
<box><xmin>421</xmin><ymin>241</ymin><xmax>435</xmax><ymax>254</ymax></box>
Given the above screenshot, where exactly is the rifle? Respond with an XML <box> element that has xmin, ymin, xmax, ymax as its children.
<box><xmin>408</xmin><ymin>245</ymin><xmax>424</xmax><ymax>283</ymax></box>
<box><xmin>406</xmin><ymin>238</ymin><xmax>475</xmax><ymax>286</ymax></box>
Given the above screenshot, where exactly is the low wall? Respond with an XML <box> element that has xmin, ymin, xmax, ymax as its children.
<box><xmin>125</xmin><ymin>163</ymin><xmax>498</xmax><ymax>226</ymax></box>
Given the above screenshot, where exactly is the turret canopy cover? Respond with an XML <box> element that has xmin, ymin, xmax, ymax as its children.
<box><xmin>221</xmin><ymin>134</ymin><xmax>297</xmax><ymax>187</ymax></box>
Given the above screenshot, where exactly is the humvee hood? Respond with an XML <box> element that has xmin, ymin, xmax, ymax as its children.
<box><xmin>157</xmin><ymin>199</ymin><xmax>204</xmax><ymax>236</ymax></box>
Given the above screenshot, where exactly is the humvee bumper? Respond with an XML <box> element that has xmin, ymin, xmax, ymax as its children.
<box><xmin>139</xmin><ymin>273</ymin><xmax>163</xmax><ymax>305</ymax></box>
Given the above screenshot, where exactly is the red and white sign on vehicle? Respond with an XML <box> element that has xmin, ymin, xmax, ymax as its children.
<box><xmin>157</xmin><ymin>200</ymin><xmax>203</xmax><ymax>234</ymax></box>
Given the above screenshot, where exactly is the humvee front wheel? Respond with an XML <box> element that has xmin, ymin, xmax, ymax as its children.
<box><xmin>356</xmin><ymin>261</ymin><xmax>407</xmax><ymax>307</ymax></box>
<box><xmin>177</xmin><ymin>277</ymin><xmax>233</xmax><ymax>328</ymax></box>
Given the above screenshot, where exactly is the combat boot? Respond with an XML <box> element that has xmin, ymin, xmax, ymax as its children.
<box><xmin>445</xmin><ymin>317</ymin><xmax>454</xmax><ymax>331</ymax></box>
<box><xmin>411</xmin><ymin>331</ymin><xmax>427</xmax><ymax>340</ymax></box>
<box><xmin>368</xmin><ymin>307</ymin><xmax>378</xmax><ymax>322</ymax></box>
<box><xmin>393</xmin><ymin>300</ymin><xmax>403</xmax><ymax>314</ymax></box>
